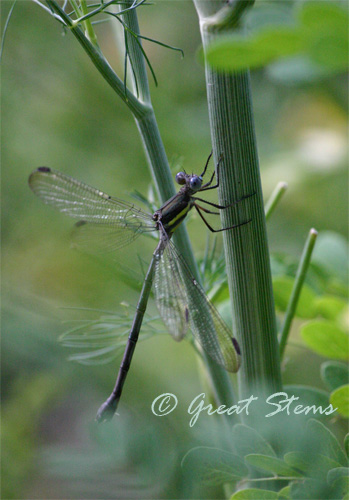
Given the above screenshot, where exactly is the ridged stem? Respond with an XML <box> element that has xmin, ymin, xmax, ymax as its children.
<box><xmin>194</xmin><ymin>0</ymin><xmax>282</xmax><ymax>400</ymax></box>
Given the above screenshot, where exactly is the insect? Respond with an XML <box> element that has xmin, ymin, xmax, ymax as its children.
<box><xmin>29</xmin><ymin>153</ymin><xmax>251</xmax><ymax>422</ymax></box>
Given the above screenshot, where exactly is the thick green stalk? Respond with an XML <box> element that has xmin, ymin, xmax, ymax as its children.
<box><xmin>194</xmin><ymin>0</ymin><xmax>282</xmax><ymax>399</ymax></box>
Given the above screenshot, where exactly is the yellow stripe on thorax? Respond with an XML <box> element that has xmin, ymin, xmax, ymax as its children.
<box><xmin>167</xmin><ymin>204</ymin><xmax>191</xmax><ymax>229</ymax></box>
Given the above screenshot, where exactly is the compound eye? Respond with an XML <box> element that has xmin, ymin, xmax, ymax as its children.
<box><xmin>189</xmin><ymin>175</ymin><xmax>202</xmax><ymax>191</ymax></box>
<box><xmin>175</xmin><ymin>172</ymin><xmax>186</xmax><ymax>185</ymax></box>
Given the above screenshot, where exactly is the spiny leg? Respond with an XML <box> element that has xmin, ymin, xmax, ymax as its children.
<box><xmin>199</xmin><ymin>150</ymin><xmax>213</xmax><ymax>178</ymax></box>
<box><xmin>201</xmin><ymin>169</ymin><xmax>216</xmax><ymax>190</ymax></box>
<box><xmin>194</xmin><ymin>204</ymin><xmax>251</xmax><ymax>233</ymax></box>
<box><xmin>199</xmin><ymin>155</ymin><xmax>223</xmax><ymax>192</ymax></box>
<box><xmin>193</xmin><ymin>191</ymin><xmax>256</xmax><ymax>210</ymax></box>
<box><xmin>195</xmin><ymin>203</ymin><xmax>220</xmax><ymax>216</ymax></box>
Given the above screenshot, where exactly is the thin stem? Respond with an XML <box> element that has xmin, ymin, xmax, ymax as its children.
<box><xmin>265</xmin><ymin>181</ymin><xmax>288</xmax><ymax>221</ymax></box>
<box><xmin>118</xmin><ymin>1</ymin><xmax>151</xmax><ymax>103</ymax></box>
<box><xmin>46</xmin><ymin>0</ymin><xmax>148</xmax><ymax>118</ymax></box>
<box><xmin>69</xmin><ymin>0</ymin><xmax>82</xmax><ymax>16</ymax></box>
<box><xmin>79</xmin><ymin>0</ymin><xmax>99</xmax><ymax>46</ymax></box>
<box><xmin>0</xmin><ymin>0</ymin><xmax>17</xmax><ymax>62</ymax></box>
<box><xmin>245</xmin><ymin>475</ymin><xmax>304</xmax><ymax>483</ymax></box>
<box><xmin>75</xmin><ymin>0</ymin><xmax>147</xmax><ymax>25</ymax></box>
<box><xmin>279</xmin><ymin>228</ymin><xmax>318</xmax><ymax>359</ymax></box>
<box><xmin>33</xmin><ymin>0</ymin><xmax>63</xmax><ymax>21</ymax></box>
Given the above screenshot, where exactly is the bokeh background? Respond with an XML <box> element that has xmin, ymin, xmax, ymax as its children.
<box><xmin>2</xmin><ymin>1</ymin><xmax>348</xmax><ymax>498</ymax></box>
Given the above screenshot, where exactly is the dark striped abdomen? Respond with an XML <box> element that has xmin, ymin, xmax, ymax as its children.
<box><xmin>158</xmin><ymin>192</ymin><xmax>193</xmax><ymax>236</ymax></box>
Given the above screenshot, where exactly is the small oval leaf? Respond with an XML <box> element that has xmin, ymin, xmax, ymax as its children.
<box><xmin>307</xmin><ymin>419</ymin><xmax>347</xmax><ymax>466</ymax></box>
<box><xmin>245</xmin><ymin>454</ymin><xmax>302</xmax><ymax>477</ymax></box>
<box><xmin>181</xmin><ymin>446</ymin><xmax>248</xmax><ymax>486</ymax></box>
<box><xmin>321</xmin><ymin>361</ymin><xmax>349</xmax><ymax>391</ymax></box>
<box><xmin>231</xmin><ymin>488</ymin><xmax>279</xmax><ymax>499</ymax></box>
<box><xmin>284</xmin><ymin>451</ymin><xmax>341</xmax><ymax>479</ymax></box>
<box><xmin>232</xmin><ymin>424</ymin><xmax>276</xmax><ymax>458</ymax></box>
<box><xmin>300</xmin><ymin>320</ymin><xmax>349</xmax><ymax>360</ymax></box>
<box><xmin>330</xmin><ymin>385</ymin><xmax>349</xmax><ymax>417</ymax></box>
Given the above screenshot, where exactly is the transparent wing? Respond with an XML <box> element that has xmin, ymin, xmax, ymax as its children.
<box><xmin>29</xmin><ymin>167</ymin><xmax>155</xmax><ymax>231</ymax></box>
<box><xmin>71</xmin><ymin>220</ymin><xmax>155</xmax><ymax>254</ymax></box>
<box><xmin>153</xmin><ymin>235</ymin><xmax>189</xmax><ymax>342</ymax></box>
<box><xmin>160</xmin><ymin>236</ymin><xmax>241</xmax><ymax>373</ymax></box>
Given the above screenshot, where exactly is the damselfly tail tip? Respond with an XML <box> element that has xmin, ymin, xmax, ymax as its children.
<box><xmin>232</xmin><ymin>337</ymin><xmax>241</xmax><ymax>356</ymax></box>
<box><xmin>96</xmin><ymin>401</ymin><xmax>116</xmax><ymax>424</ymax></box>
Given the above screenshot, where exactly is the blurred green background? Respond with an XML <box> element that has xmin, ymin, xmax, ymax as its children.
<box><xmin>2</xmin><ymin>1</ymin><xmax>348</xmax><ymax>498</ymax></box>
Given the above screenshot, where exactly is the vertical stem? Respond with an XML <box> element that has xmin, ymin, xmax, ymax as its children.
<box><xmin>279</xmin><ymin>229</ymin><xmax>318</xmax><ymax>359</ymax></box>
<box><xmin>120</xmin><ymin>3</ymin><xmax>151</xmax><ymax>103</ymax></box>
<box><xmin>79</xmin><ymin>0</ymin><xmax>99</xmax><ymax>46</ymax></box>
<box><xmin>194</xmin><ymin>0</ymin><xmax>282</xmax><ymax>400</ymax></box>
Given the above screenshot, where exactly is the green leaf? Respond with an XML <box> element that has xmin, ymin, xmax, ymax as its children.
<box><xmin>284</xmin><ymin>385</ymin><xmax>333</xmax><ymax>420</ymax></box>
<box><xmin>307</xmin><ymin>31</ymin><xmax>348</xmax><ymax>71</ymax></box>
<box><xmin>327</xmin><ymin>466</ymin><xmax>349</xmax><ymax>486</ymax></box>
<box><xmin>307</xmin><ymin>419</ymin><xmax>347</xmax><ymax>466</ymax></box>
<box><xmin>181</xmin><ymin>447</ymin><xmax>248</xmax><ymax>486</ymax></box>
<box><xmin>245</xmin><ymin>454</ymin><xmax>302</xmax><ymax>477</ymax></box>
<box><xmin>277</xmin><ymin>485</ymin><xmax>291</xmax><ymax>499</ymax></box>
<box><xmin>327</xmin><ymin>467</ymin><xmax>349</xmax><ymax>498</ymax></box>
<box><xmin>312</xmin><ymin>231</ymin><xmax>349</xmax><ymax>285</ymax></box>
<box><xmin>299</xmin><ymin>2</ymin><xmax>348</xmax><ymax>33</ymax></box>
<box><xmin>231</xmin><ymin>424</ymin><xmax>276</xmax><ymax>458</ymax></box>
<box><xmin>205</xmin><ymin>3</ymin><xmax>348</xmax><ymax>74</ymax></box>
<box><xmin>314</xmin><ymin>295</ymin><xmax>348</xmax><ymax>321</ymax></box>
<box><xmin>206</xmin><ymin>28</ymin><xmax>303</xmax><ymax>72</ymax></box>
<box><xmin>330</xmin><ymin>385</ymin><xmax>349</xmax><ymax>417</ymax></box>
<box><xmin>300</xmin><ymin>320</ymin><xmax>349</xmax><ymax>360</ymax></box>
<box><xmin>231</xmin><ymin>489</ymin><xmax>279</xmax><ymax>499</ymax></box>
<box><xmin>273</xmin><ymin>276</ymin><xmax>316</xmax><ymax>317</ymax></box>
<box><xmin>299</xmin><ymin>3</ymin><xmax>348</xmax><ymax>71</ymax></box>
<box><xmin>289</xmin><ymin>478</ymin><xmax>331</xmax><ymax>499</ymax></box>
<box><xmin>284</xmin><ymin>451</ymin><xmax>341</xmax><ymax>479</ymax></box>
<box><xmin>321</xmin><ymin>361</ymin><xmax>349</xmax><ymax>391</ymax></box>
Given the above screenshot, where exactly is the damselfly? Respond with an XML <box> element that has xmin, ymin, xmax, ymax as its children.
<box><xmin>29</xmin><ymin>153</ymin><xmax>251</xmax><ymax>422</ymax></box>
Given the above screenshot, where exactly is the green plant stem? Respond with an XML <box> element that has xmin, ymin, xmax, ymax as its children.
<box><xmin>194</xmin><ymin>0</ymin><xmax>282</xmax><ymax>400</ymax></box>
<box><xmin>46</xmin><ymin>0</ymin><xmax>147</xmax><ymax>117</ymax></box>
<box><xmin>279</xmin><ymin>228</ymin><xmax>318</xmax><ymax>359</ymax></box>
<box><xmin>265</xmin><ymin>181</ymin><xmax>288</xmax><ymax>221</ymax></box>
<box><xmin>46</xmin><ymin>0</ymin><xmax>237</xmax><ymax>412</ymax></box>
<box><xmin>79</xmin><ymin>0</ymin><xmax>99</xmax><ymax>46</ymax></box>
<box><xmin>118</xmin><ymin>3</ymin><xmax>151</xmax><ymax>103</ymax></box>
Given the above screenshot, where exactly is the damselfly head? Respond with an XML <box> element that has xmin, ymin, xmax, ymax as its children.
<box><xmin>175</xmin><ymin>171</ymin><xmax>203</xmax><ymax>192</ymax></box>
<box><xmin>189</xmin><ymin>175</ymin><xmax>203</xmax><ymax>192</ymax></box>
